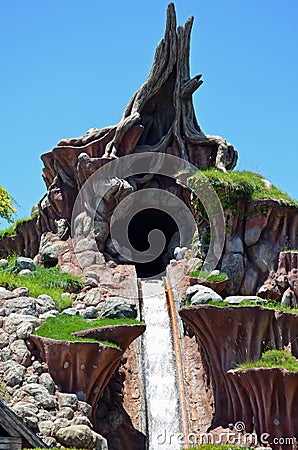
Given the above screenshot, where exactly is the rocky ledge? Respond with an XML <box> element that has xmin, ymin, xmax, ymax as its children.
<box><xmin>179</xmin><ymin>305</ymin><xmax>298</xmax><ymax>430</ymax></box>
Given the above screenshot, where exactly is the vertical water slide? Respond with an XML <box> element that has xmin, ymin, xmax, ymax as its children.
<box><xmin>140</xmin><ymin>279</ymin><xmax>189</xmax><ymax>450</ymax></box>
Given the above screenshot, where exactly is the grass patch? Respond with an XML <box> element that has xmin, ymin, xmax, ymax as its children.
<box><xmin>237</xmin><ymin>349</ymin><xmax>298</xmax><ymax>372</ymax></box>
<box><xmin>203</xmin><ymin>299</ymin><xmax>298</xmax><ymax>314</ymax></box>
<box><xmin>0</xmin><ymin>256</ymin><xmax>84</xmax><ymax>311</ymax></box>
<box><xmin>189</xmin><ymin>270</ymin><xmax>228</xmax><ymax>282</ymax></box>
<box><xmin>33</xmin><ymin>313</ymin><xmax>142</xmax><ymax>348</ymax></box>
<box><xmin>185</xmin><ymin>445</ymin><xmax>253</xmax><ymax>450</ymax></box>
<box><xmin>0</xmin><ymin>211</ymin><xmax>38</xmax><ymax>237</ymax></box>
<box><xmin>201</xmin><ymin>169</ymin><xmax>297</xmax><ymax>205</ymax></box>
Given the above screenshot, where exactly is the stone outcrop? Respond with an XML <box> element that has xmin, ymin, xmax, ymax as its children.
<box><xmin>0</xmin><ymin>215</ymin><xmax>41</xmax><ymax>259</ymax></box>
<box><xmin>217</xmin><ymin>199</ymin><xmax>298</xmax><ymax>296</ymax></box>
<box><xmin>179</xmin><ymin>305</ymin><xmax>298</xmax><ymax>429</ymax></box>
<box><xmin>258</xmin><ymin>251</ymin><xmax>298</xmax><ymax>307</ymax></box>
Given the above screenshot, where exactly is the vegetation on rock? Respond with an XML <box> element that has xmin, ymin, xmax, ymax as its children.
<box><xmin>202</xmin><ymin>169</ymin><xmax>297</xmax><ymax>206</ymax></box>
<box><xmin>33</xmin><ymin>313</ymin><xmax>142</xmax><ymax>346</ymax></box>
<box><xmin>237</xmin><ymin>349</ymin><xmax>298</xmax><ymax>372</ymax></box>
<box><xmin>0</xmin><ymin>211</ymin><xmax>38</xmax><ymax>237</ymax></box>
<box><xmin>189</xmin><ymin>269</ymin><xmax>228</xmax><ymax>282</ymax></box>
<box><xmin>205</xmin><ymin>299</ymin><xmax>298</xmax><ymax>314</ymax></box>
<box><xmin>0</xmin><ymin>255</ymin><xmax>83</xmax><ymax>311</ymax></box>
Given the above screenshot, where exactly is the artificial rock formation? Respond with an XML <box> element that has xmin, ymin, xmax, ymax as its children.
<box><xmin>258</xmin><ymin>251</ymin><xmax>298</xmax><ymax>306</ymax></box>
<box><xmin>217</xmin><ymin>199</ymin><xmax>298</xmax><ymax>296</ymax></box>
<box><xmin>179</xmin><ymin>305</ymin><xmax>298</xmax><ymax>430</ymax></box>
<box><xmin>34</xmin><ymin>3</ymin><xmax>238</xmax><ymax>271</ymax></box>
<box><xmin>228</xmin><ymin>368</ymin><xmax>298</xmax><ymax>450</ymax></box>
<box><xmin>30</xmin><ymin>324</ymin><xmax>145</xmax><ymax>425</ymax></box>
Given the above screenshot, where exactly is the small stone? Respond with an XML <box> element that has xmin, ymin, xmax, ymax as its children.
<box><xmin>0</xmin><ymin>330</ymin><xmax>9</xmax><ymax>349</ymax></box>
<box><xmin>25</xmin><ymin>374</ymin><xmax>39</xmax><ymax>384</ymax></box>
<box><xmin>224</xmin><ymin>295</ymin><xmax>264</xmax><ymax>305</ymax></box>
<box><xmin>21</xmin><ymin>383</ymin><xmax>57</xmax><ymax>408</ymax></box>
<box><xmin>85</xmin><ymin>271</ymin><xmax>100</xmax><ymax>282</ymax></box>
<box><xmin>16</xmin><ymin>323</ymin><xmax>33</xmax><ymax>339</ymax></box>
<box><xmin>19</xmin><ymin>269</ymin><xmax>34</xmax><ymax>276</ymax></box>
<box><xmin>10</xmin><ymin>339</ymin><xmax>31</xmax><ymax>366</ymax></box>
<box><xmin>5</xmin><ymin>364</ymin><xmax>26</xmax><ymax>386</ymax></box>
<box><xmin>39</xmin><ymin>310</ymin><xmax>59</xmax><ymax>319</ymax></box>
<box><xmin>4</xmin><ymin>297</ymin><xmax>38</xmax><ymax>317</ymax></box>
<box><xmin>174</xmin><ymin>246</ymin><xmax>188</xmax><ymax>261</ymax></box>
<box><xmin>83</xmin><ymin>306</ymin><xmax>98</xmax><ymax>319</ymax></box>
<box><xmin>58</xmin><ymin>392</ymin><xmax>78</xmax><ymax>410</ymax></box>
<box><xmin>12</xmin><ymin>287</ymin><xmax>29</xmax><ymax>297</ymax></box>
<box><xmin>85</xmin><ymin>277</ymin><xmax>98</xmax><ymax>288</ymax></box>
<box><xmin>0</xmin><ymin>259</ymin><xmax>8</xmax><ymax>269</ymax></box>
<box><xmin>56</xmin><ymin>424</ymin><xmax>96</xmax><ymax>448</ymax></box>
<box><xmin>32</xmin><ymin>360</ymin><xmax>43</xmax><ymax>375</ymax></box>
<box><xmin>100</xmin><ymin>297</ymin><xmax>137</xmax><ymax>319</ymax></box>
<box><xmin>62</xmin><ymin>308</ymin><xmax>79</xmax><ymax>316</ymax></box>
<box><xmin>73</xmin><ymin>415</ymin><xmax>92</xmax><ymax>427</ymax></box>
<box><xmin>4</xmin><ymin>314</ymin><xmax>42</xmax><ymax>334</ymax></box>
<box><xmin>186</xmin><ymin>284</ymin><xmax>222</xmax><ymax>304</ymax></box>
<box><xmin>56</xmin><ymin>407</ymin><xmax>74</xmax><ymax>420</ymax></box>
<box><xmin>38</xmin><ymin>420</ymin><xmax>54</xmax><ymax>436</ymax></box>
<box><xmin>15</xmin><ymin>257</ymin><xmax>36</xmax><ymax>272</ymax></box>
<box><xmin>11</xmin><ymin>401</ymin><xmax>39</xmax><ymax>430</ymax></box>
<box><xmin>83</xmin><ymin>289</ymin><xmax>102</xmax><ymax>307</ymax></box>
<box><xmin>77</xmin><ymin>401</ymin><xmax>92</xmax><ymax>418</ymax></box>
<box><xmin>0</xmin><ymin>288</ymin><xmax>15</xmax><ymax>300</ymax></box>
<box><xmin>39</xmin><ymin>372</ymin><xmax>56</xmax><ymax>394</ymax></box>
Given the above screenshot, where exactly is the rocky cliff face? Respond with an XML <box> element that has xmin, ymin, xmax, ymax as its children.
<box><xmin>179</xmin><ymin>305</ymin><xmax>298</xmax><ymax>438</ymax></box>
<box><xmin>216</xmin><ymin>199</ymin><xmax>298</xmax><ymax>296</ymax></box>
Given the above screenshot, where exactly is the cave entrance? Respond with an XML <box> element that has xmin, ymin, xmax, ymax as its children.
<box><xmin>128</xmin><ymin>208</ymin><xmax>179</xmax><ymax>278</ymax></box>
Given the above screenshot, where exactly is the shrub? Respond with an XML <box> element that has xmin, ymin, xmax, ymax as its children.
<box><xmin>237</xmin><ymin>349</ymin><xmax>298</xmax><ymax>372</ymax></box>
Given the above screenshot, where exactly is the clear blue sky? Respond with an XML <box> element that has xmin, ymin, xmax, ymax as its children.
<box><xmin>0</xmin><ymin>0</ymin><xmax>297</xmax><ymax>227</ymax></box>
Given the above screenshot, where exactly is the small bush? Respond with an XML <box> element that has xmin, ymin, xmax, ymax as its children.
<box><xmin>0</xmin><ymin>211</ymin><xmax>38</xmax><ymax>237</ymax></box>
<box><xmin>204</xmin><ymin>299</ymin><xmax>298</xmax><ymax>315</ymax></box>
<box><xmin>237</xmin><ymin>349</ymin><xmax>298</xmax><ymax>372</ymax></box>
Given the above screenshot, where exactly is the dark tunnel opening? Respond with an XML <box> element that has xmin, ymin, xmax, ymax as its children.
<box><xmin>128</xmin><ymin>208</ymin><xmax>179</xmax><ymax>278</ymax></box>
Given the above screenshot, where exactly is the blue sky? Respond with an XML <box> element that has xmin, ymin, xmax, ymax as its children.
<box><xmin>0</xmin><ymin>0</ymin><xmax>297</xmax><ymax>227</ymax></box>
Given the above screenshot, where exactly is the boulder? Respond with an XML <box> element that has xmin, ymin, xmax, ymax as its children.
<box><xmin>19</xmin><ymin>269</ymin><xmax>34</xmax><ymax>276</ymax></box>
<box><xmin>12</xmin><ymin>287</ymin><xmax>29</xmax><ymax>297</ymax></box>
<box><xmin>0</xmin><ymin>259</ymin><xmax>8</xmax><ymax>268</ymax></box>
<box><xmin>5</xmin><ymin>363</ymin><xmax>26</xmax><ymax>386</ymax></box>
<box><xmin>39</xmin><ymin>372</ymin><xmax>56</xmax><ymax>395</ymax></box>
<box><xmin>56</xmin><ymin>424</ymin><xmax>107</xmax><ymax>449</ymax></box>
<box><xmin>174</xmin><ymin>246</ymin><xmax>188</xmax><ymax>261</ymax></box>
<box><xmin>20</xmin><ymin>383</ymin><xmax>57</xmax><ymax>408</ymax></box>
<box><xmin>11</xmin><ymin>401</ymin><xmax>39</xmax><ymax>430</ymax></box>
<box><xmin>0</xmin><ymin>287</ymin><xmax>15</xmax><ymax>300</ymax></box>
<box><xmin>83</xmin><ymin>289</ymin><xmax>102</xmax><ymax>307</ymax></box>
<box><xmin>40</xmin><ymin>241</ymin><xmax>67</xmax><ymax>267</ymax></box>
<box><xmin>58</xmin><ymin>392</ymin><xmax>78</xmax><ymax>410</ymax></box>
<box><xmin>0</xmin><ymin>329</ymin><xmax>9</xmax><ymax>349</ymax></box>
<box><xmin>14</xmin><ymin>257</ymin><xmax>36</xmax><ymax>272</ymax></box>
<box><xmin>4</xmin><ymin>297</ymin><xmax>38</xmax><ymax>317</ymax></box>
<box><xmin>10</xmin><ymin>339</ymin><xmax>31</xmax><ymax>366</ymax></box>
<box><xmin>100</xmin><ymin>297</ymin><xmax>137</xmax><ymax>319</ymax></box>
<box><xmin>83</xmin><ymin>306</ymin><xmax>98</xmax><ymax>319</ymax></box>
<box><xmin>186</xmin><ymin>284</ymin><xmax>222</xmax><ymax>304</ymax></box>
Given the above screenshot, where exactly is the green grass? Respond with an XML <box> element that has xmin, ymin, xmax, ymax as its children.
<box><xmin>186</xmin><ymin>445</ymin><xmax>253</xmax><ymax>450</ymax></box>
<box><xmin>189</xmin><ymin>269</ymin><xmax>228</xmax><ymax>282</ymax></box>
<box><xmin>33</xmin><ymin>313</ymin><xmax>142</xmax><ymax>348</ymax></box>
<box><xmin>202</xmin><ymin>169</ymin><xmax>297</xmax><ymax>205</ymax></box>
<box><xmin>0</xmin><ymin>256</ymin><xmax>84</xmax><ymax>311</ymax></box>
<box><xmin>0</xmin><ymin>211</ymin><xmax>39</xmax><ymax>237</ymax></box>
<box><xmin>237</xmin><ymin>349</ymin><xmax>298</xmax><ymax>372</ymax></box>
<box><xmin>203</xmin><ymin>299</ymin><xmax>298</xmax><ymax>314</ymax></box>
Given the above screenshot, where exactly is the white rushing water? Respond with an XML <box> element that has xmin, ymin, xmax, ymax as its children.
<box><xmin>141</xmin><ymin>280</ymin><xmax>181</xmax><ymax>450</ymax></box>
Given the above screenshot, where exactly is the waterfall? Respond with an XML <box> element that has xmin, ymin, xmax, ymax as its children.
<box><xmin>141</xmin><ymin>280</ymin><xmax>182</xmax><ymax>450</ymax></box>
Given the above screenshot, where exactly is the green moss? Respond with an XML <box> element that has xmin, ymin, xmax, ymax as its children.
<box><xmin>204</xmin><ymin>299</ymin><xmax>298</xmax><ymax>314</ymax></box>
<box><xmin>197</xmin><ymin>168</ymin><xmax>298</xmax><ymax>214</ymax></box>
<box><xmin>189</xmin><ymin>270</ymin><xmax>228</xmax><ymax>282</ymax></box>
<box><xmin>237</xmin><ymin>349</ymin><xmax>298</xmax><ymax>372</ymax></box>
<box><xmin>0</xmin><ymin>256</ymin><xmax>84</xmax><ymax>311</ymax></box>
<box><xmin>0</xmin><ymin>211</ymin><xmax>39</xmax><ymax>237</ymax></box>
<box><xmin>33</xmin><ymin>313</ymin><xmax>143</xmax><ymax>348</ymax></box>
